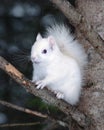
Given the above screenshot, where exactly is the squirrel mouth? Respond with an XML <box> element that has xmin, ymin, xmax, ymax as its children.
<box><xmin>34</xmin><ymin>61</ymin><xmax>40</xmax><ymax>64</ymax></box>
<box><xmin>32</xmin><ymin>60</ymin><xmax>41</xmax><ymax>64</ymax></box>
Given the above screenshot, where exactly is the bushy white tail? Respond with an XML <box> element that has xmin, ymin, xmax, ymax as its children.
<box><xmin>45</xmin><ymin>24</ymin><xmax>87</xmax><ymax>69</ymax></box>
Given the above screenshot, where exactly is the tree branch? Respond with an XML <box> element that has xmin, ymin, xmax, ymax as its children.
<box><xmin>0</xmin><ymin>100</ymin><xmax>47</xmax><ymax>118</ymax></box>
<box><xmin>50</xmin><ymin>0</ymin><xmax>104</xmax><ymax>59</ymax></box>
<box><xmin>0</xmin><ymin>56</ymin><xmax>90</xmax><ymax>127</ymax></box>
<box><xmin>0</xmin><ymin>122</ymin><xmax>40</xmax><ymax>128</ymax></box>
<box><xmin>0</xmin><ymin>99</ymin><xmax>68</xmax><ymax>128</ymax></box>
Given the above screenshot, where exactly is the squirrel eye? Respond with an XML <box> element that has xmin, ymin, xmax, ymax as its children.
<box><xmin>42</xmin><ymin>49</ymin><xmax>47</xmax><ymax>54</ymax></box>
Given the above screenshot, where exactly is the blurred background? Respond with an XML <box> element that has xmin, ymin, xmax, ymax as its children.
<box><xmin>0</xmin><ymin>0</ymin><xmax>75</xmax><ymax>130</ymax></box>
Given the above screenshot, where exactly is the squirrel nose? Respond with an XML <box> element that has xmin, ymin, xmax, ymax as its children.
<box><xmin>31</xmin><ymin>56</ymin><xmax>40</xmax><ymax>64</ymax></box>
<box><xmin>31</xmin><ymin>56</ymin><xmax>36</xmax><ymax>62</ymax></box>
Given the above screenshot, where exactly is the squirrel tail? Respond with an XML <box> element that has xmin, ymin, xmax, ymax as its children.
<box><xmin>45</xmin><ymin>23</ymin><xmax>87</xmax><ymax>69</ymax></box>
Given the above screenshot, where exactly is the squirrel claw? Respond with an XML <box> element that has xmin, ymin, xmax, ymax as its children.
<box><xmin>36</xmin><ymin>80</ymin><xmax>46</xmax><ymax>89</ymax></box>
<box><xmin>56</xmin><ymin>92</ymin><xmax>64</xmax><ymax>99</ymax></box>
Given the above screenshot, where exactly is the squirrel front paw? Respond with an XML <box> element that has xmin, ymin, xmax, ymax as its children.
<box><xmin>36</xmin><ymin>80</ymin><xmax>46</xmax><ymax>89</ymax></box>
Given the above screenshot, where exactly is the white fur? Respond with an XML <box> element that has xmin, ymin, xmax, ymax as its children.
<box><xmin>45</xmin><ymin>24</ymin><xmax>87</xmax><ymax>69</ymax></box>
<box><xmin>31</xmin><ymin>24</ymin><xmax>87</xmax><ymax>105</ymax></box>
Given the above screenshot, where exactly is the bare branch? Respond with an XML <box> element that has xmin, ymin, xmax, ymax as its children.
<box><xmin>0</xmin><ymin>99</ymin><xmax>68</xmax><ymax>128</ymax></box>
<box><xmin>50</xmin><ymin>0</ymin><xmax>104</xmax><ymax>59</ymax></box>
<box><xmin>0</xmin><ymin>122</ymin><xmax>40</xmax><ymax>127</ymax></box>
<box><xmin>0</xmin><ymin>100</ymin><xmax>47</xmax><ymax>118</ymax></box>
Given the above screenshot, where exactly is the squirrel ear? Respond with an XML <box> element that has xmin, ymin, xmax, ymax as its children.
<box><xmin>48</xmin><ymin>36</ymin><xmax>56</xmax><ymax>50</ymax></box>
<box><xmin>36</xmin><ymin>33</ymin><xmax>42</xmax><ymax>41</ymax></box>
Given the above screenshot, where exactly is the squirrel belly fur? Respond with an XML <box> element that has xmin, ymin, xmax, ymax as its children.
<box><xmin>31</xmin><ymin>24</ymin><xmax>87</xmax><ymax>105</ymax></box>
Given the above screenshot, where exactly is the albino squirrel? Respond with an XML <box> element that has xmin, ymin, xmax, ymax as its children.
<box><xmin>31</xmin><ymin>23</ymin><xmax>87</xmax><ymax>105</ymax></box>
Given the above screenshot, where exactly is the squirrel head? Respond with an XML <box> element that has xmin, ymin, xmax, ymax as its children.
<box><xmin>31</xmin><ymin>33</ymin><xmax>59</xmax><ymax>64</ymax></box>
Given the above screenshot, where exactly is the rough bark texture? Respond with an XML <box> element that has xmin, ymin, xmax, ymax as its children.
<box><xmin>76</xmin><ymin>0</ymin><xmax>104</xmax><ymax>40</ymax></box>
<box><xmin>75</xmin><ymin>0</ymin><xmax>104</xmax><ymax>130</ymax></box>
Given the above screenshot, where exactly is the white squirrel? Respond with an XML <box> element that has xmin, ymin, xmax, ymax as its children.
<box><xmin>31</xmin><ymin>23</ymin><xmax>87</xmax><ymax>105</ymax></box>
